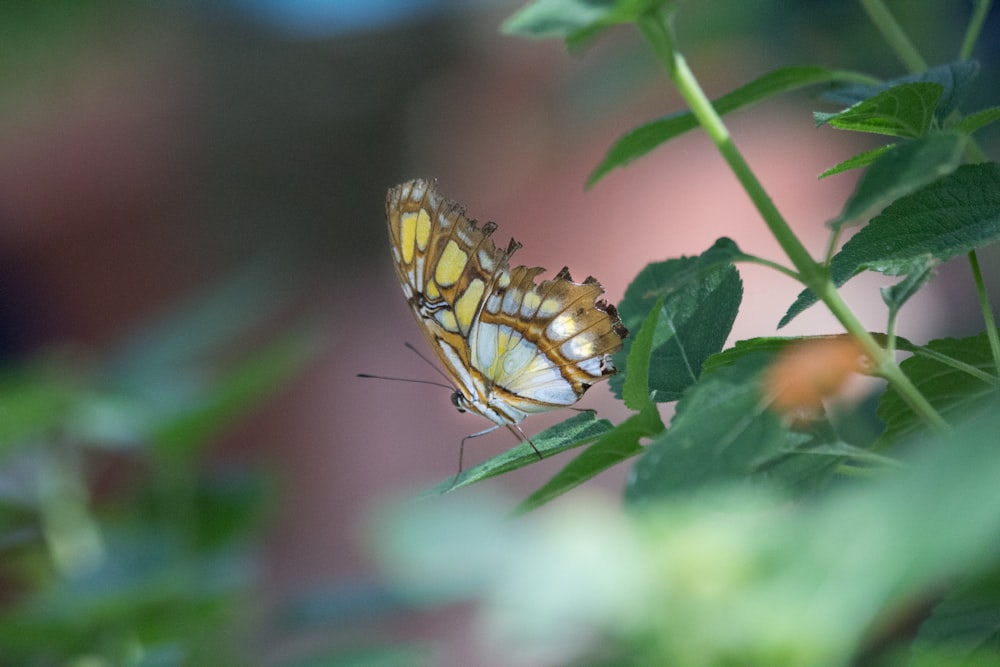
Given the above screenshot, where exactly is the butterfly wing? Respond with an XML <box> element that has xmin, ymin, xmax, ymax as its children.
<box><xmin>385</xmin><ymin>178</ymin><xmax>627</xmax><ymax>426</ymax></box>
<box><xmin>469</xmin><ymin>265</ymin><xmax>627</xmax><ymax>416</ymax></box>
<box><xmin>385</xmin><ymin>179</ymin><xmax>518</xmax><ymax>409</ymax></box>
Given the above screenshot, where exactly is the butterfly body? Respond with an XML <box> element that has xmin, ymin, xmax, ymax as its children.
<box><xmin>385</xmin><ymin>179</ymin><xmax>627</xmax><ymax>431</ymax></box>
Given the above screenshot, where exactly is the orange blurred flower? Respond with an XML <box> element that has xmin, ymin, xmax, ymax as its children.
<box><xmin>762</xmin><ymin>337</ymin><xmax>868</xmax><ymax>416</ymax></box>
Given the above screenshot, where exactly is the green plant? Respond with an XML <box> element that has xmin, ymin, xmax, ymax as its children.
<box><xmin>379</xmin><ymin>1</ymin><xmax>1000</xmax><ymax>664</ymax></box>
<box><xmin>0</xmin><ymin>269</ymin><xmax>313</xmax><ymax>666</ymax></box>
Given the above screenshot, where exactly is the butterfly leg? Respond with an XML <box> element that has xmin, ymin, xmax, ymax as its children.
<box><xmin>506</xmin><ymin>423</ymin><xmax>543</xmax><ymax>461</ymax></box>
<box><xmin>456</xmin><ymin>424</ymin><xmax>501</xmax><ymax>480</ymax></box>
<box><xmin>450</xmin><ymin>422</ymin><xmax>544</xmax><ymax>489</ymax></box>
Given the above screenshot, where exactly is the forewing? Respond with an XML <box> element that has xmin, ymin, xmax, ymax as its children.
<box><xmin>385</xmin><ymin>178</ymin><xmax>519</xmax><ymax>379</ymax></box>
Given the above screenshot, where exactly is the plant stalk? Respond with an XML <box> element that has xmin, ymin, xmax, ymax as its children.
<box><xmin>968</xmin><ymin>249</ymin><xmax>1000</xmax><ymax>375</ymax></box>
<box><xmin>636</xmin><ymin>6</ymin><xmax>949</xmax><ymax>435</ymax></box>
<box><xmin>858</xmin><ymin>0</ymin><xmax>928</xmax><ymax>72</ymax></box>
<box><xmin>960</xmin><ymin>0</ymin><xmax>995</xmax><ymax>60</ymax></box>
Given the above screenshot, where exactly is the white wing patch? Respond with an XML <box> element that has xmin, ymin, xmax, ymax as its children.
<box><xmin>472</xmin><ymin>321</ymin><xmax>576</xmax><ymax>407</ymax></box>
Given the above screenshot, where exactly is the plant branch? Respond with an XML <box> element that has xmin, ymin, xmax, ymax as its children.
<box><xmin>960</xmin><ymin>0</ymin><xmax>995</xmax><ymax>60</ymax></box>
<box><xmin>968</xmin><ymin>250</ymin><xmax>1000</xmax><ymax>375</ymax></box>
<box><xmin>733</xmin><ymin>253</ymin><xmax>800</xmax><ymax>281</ymax></box>
<box><xmin>858</xmin><ymin>0</ymin><xmax>928</xmax><ymax>72</ymax></box>
<box><xmin>636</xmin><ymin>10</ymin><xmax>820</xmax><ymax>285</ymax></box>
<box><xmin>636</xmin><ymin>6</ymin><xmax>949</xmax><ymax>436</ymax></box>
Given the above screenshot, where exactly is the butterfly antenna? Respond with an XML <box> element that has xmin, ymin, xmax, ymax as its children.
<box><xmin>357</xmin><ymin>342</ymin><xmax>459</xmax><ymax>392</ymax></box>
<box><xmin>356</xmin><ymin>374</ymin><xmax>455</xmax><ymax>392</ymax></box>
<box><xmin>404</xmin><ymin>341</ymin><xmax>458</xmax><ymax>388</ymax></box>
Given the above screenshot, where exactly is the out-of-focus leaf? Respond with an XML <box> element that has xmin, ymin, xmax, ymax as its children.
<box><xmin>280</xmin><ymin>645</ymin><xmax>434</xmax><ymax>667</ymax></box>
<box><xmin>0</xmin><ymin>368</ymin><xmax>75</xmax><ymax>453</ymax></box>
<box><xmin>105</xmin><ymin>263</ymin><xmax>297</xmax><ymax>390</ymax></box>
<box><xmin>501</xmin><ymin>0</ymin><xmax>670</xmax><ymax>49</ymax></box>
<box><xmin>152</xmin><ymin>331</ymin><xmax>316</xmax><ymax>461</ymax></box>
<box><xmin>0</xmin><ymin>529</ymin><xmax>252</xmax><ymax>664</ymax></box>
<box><xmin>956</xmin><ymin>106</ymin><xmax>1000</xmax><ymax>135</ymax></box>
<box><xmin>911</xmin><ymin>572</ymin><xmax>1000</xmax><ymax>667</ymax></box>
<box><xmin>373</xmin><ymin>400</ymin><xmax>1000</xmax><ymax>665</ymax></box>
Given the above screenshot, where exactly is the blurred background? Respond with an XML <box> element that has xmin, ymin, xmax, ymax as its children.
<box><xmin>0</xmin><ymin>1</ymin><xmax>997</xmax><ymax>664</ymax></box>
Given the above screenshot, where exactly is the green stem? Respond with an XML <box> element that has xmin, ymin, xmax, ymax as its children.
<box><xmin>858</xmin><ymin>0</ymin><xmax>928</xmax><ymax>72</ymax></box>
<box><xmin>817</xmin><ymin>283</ymin><xmax>949</xmax><ymax>434</ymax></box>
<box><xmin>735</xmin><ymin>254</ymin><xmax>800</xmax><ymax>281</ymax></box>
<box><xmin>636</xmin><ymin>12</ymin><xmax>822</xmax><ymax>286</ymax></box>
<box><xmin>884</xmin><ymin>303</ymin><xmax>899</xmax><ymax>353</ymax></box>
<box><xmin>960</xmin><ymin>0</ymin><xmax>995</xmax><ymax>60</ymax></box>
<box><xmin>636</xmin><ymin>6</ymin><xmax>949</xmax><ymax>436</ymax></box>
<box><xmin>968</xmin><ymin>249</ymin><xmax>1000</xmax><ymax>375</ymax></box>
<box><xmin>911</xmin><ymin>342</ymin><xmax>999</xmax><ymax>385</ymax></box>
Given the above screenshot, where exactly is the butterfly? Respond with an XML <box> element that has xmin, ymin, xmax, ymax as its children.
<box><xmin>382</xmin><ymin>178</ymin><xmax>627</xmax><ymax>465</ymax></box>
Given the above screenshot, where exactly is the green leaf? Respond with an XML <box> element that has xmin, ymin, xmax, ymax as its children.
<box><xmin>281</xmin><ymin>646</ymin><xmax>434</xmax><ymax>667</ymax></box>
<box><xmin>795</xmin><ymin>441</ymin><xmax>902</xmax><ymax>470</ymax></box>
<box><xmin>817</xmin><ymin>82</ymin><xmax>943</xmax><ymax>138</ymax></box>
<box><xmin>515</xmin><ymin>404</ymin><xmax>663</xmax><ymax>513</ymax></box>
<box><xmin>880</xmin><ymin>257</ymin><xmax>938</xmax><ymax>314</ymax></box>
<box><xmin>876</xmin><ymin>333</ymin><xmax>999</xmax><ymax>450</ymax></box>
<box><xmin>611</xmin><ymin>239</ymin><xmax>743</xmax><ymax>401</ymax></box>
<box><xmin>818</xmin><ymin>144</ymin><xmax>897</xmax><ymax>179</ymax></box>
<box><xmin>152</xmin><ymin>332</ymin><xmax>316</xmax><ymax>461</ymax></box>
<box><xmin>781</xmin><ymin>162</ymin><xmax>1000</xmax><ymax>327</ymax></box>
<box><xmin>625</xmin><ymin>350</ymin><xmax>841</xmax><ymax>504</ymax></box>
<box><xmin>621</xmin><ymin>297</ymin><xmax>663</xmax><ymax>412</ymax></box>
<box><xmin>501</xmin><ymin>0</ymin><xmax>669</xmax><ymax>49</ymax></box>
<box><xmin>0</xmin><ymin>528</ymin><xmax>252</xmax><ymax>664</ymax></box>
<box><xmin>754</xmin><ymin>424</ymin><xmax>850</xmax><ymax>498</ymax></box>
<box><xmin>911</xmin><ymin>573</ymin><xmax>1000</xmax><ymax>667</ymax></box>
<box><xmin>624</xmin><ymin>337</ymin><xmax>885</xmax><ymax>504</ymax></box>
<box><xmin>0</xmin><ymin>368</ymin><xmax>75</xmax><ymax>453</ymax></box>
<box><xmin>373</xmin><ymin>401</ymin><xmax>1000</xmax><ymax>665</ymax></box>
<box><xmin>822</xmin><ymin>60</ymin><xmax>980</xmax><ymax>123</ymax></box>
<box><xmin>956</xmin><ymin>105</ymin><xmax>1000</xmax><ymax>135</ymax></box>
<box><xmin>418</xmin><ymin>411</ymin><xmax>613</xmax><ymax>497</ymax></box>
<box><xmin>829</xmin><ymin>132</ymin><xmax>966</xmax><ymax>228</ymax></box>
<box><xmin>193</xmin><ymin>469</ymin><xmax>274</xmax><ymax>548</ymax></box>
<box><xmin>105</xmin><ymin>263</ymin><xmax>296</xmax><ymax>390</ymax></box>
<box><xmin>589</xmin><ymin>66</ymin><xmax>875</xmax><ymax>186</ymax></box>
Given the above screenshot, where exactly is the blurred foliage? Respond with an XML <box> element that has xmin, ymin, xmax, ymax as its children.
<box><xmin>0</xmin><ymin>266</ymin><xmax>315</xmax><ymax>666</ymax></box>
<box><xmin>3</xmin><ymin>0</ymin><xmax>1000</xmax><ymax>665</ymax></box>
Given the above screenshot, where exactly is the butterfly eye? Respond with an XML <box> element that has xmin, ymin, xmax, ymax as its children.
<box><xmin>451</xmin><ymin>391</ymin><xmax>468</xmax><ymax>413</ymax></box>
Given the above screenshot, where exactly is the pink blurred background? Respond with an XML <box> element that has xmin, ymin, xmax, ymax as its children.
<box><xmin>1</xmin><ymin>1</ymin><xmax>994</xmax><ymax>663</ymax></box>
